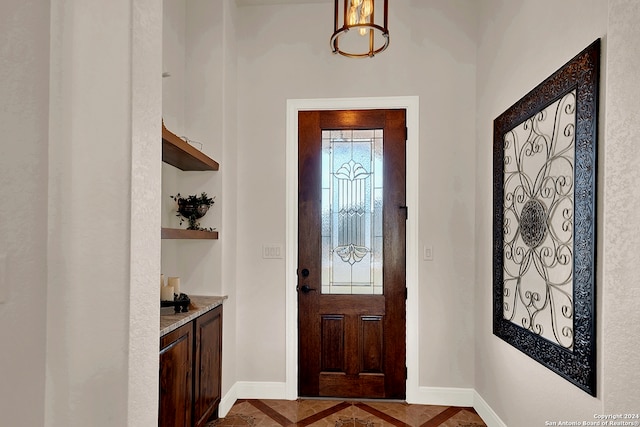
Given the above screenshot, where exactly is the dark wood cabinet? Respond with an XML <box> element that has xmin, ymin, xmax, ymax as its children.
<box><xmin>159</xmin><ymin>322</ymin><xmax>193</xmax><ymax>427</ymax></box>
<box><xmin>193</xmin><ymin>306</ymin><xmax>223</xmax><ymax>427</ymax></box>
<box><xmin>159</xmin><ymin>305</ymin><xmax>222</xmax><ymax>427</ymax></box>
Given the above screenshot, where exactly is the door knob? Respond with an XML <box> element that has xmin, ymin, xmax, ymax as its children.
<box><xmin>298</xmin><ymin>284</ymin><xmax>316</xmax><ymax>294</ymax></box>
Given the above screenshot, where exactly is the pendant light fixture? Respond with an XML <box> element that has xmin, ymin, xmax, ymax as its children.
<box><xmin>330</xmin><ymin>0</ymin><xmax>389</xmax><ymax>58</ymax></box>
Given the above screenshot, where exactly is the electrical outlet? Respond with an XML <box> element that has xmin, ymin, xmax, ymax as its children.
<box><xmin>262</xmin><ymin>245</ymin><xmax>283</xmax><ymax>259</ymax></box>
<box><xmin>423</xmin><ymin>245</ymin><xmax>433</xmax><ymax>261</ymax></box>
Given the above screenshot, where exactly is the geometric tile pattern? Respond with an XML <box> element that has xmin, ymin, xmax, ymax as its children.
<box><xmin>208</xmin><ymin>399</ymin><xmax>487</xmax><ymax>427</ymax></box>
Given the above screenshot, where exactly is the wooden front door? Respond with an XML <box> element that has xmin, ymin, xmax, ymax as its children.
<box><xmin>298</xmin><ymin>109</ymin><xmax>406</xmax><ymax>399</ymax></box>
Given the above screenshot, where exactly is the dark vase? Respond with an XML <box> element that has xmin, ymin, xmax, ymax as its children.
<box><xmin>177</xmin><ymin>201</ymin><xmax>210</xmax><ymax>219</ymax></box>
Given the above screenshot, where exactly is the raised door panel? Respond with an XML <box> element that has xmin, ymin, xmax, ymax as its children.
<box><xmin>317</xmin><ymin>311</ymin><xmax>385</xmax><ymax>398</ymax></box>
<box><xmin>360</xmin><ymin>316</ymin><xmax>383</xmax><ymax>373</ymax></box>
<box><xmin>159</xmin><ymin>323</ymin><xmax>193</xmax><ymax>427</ymax></box>
<box><xmin>193</xmin><ymin>306</ymin><xmax>223</xmax><ymax>427</ymax></box>
<box><xmin>320</xmin><ymin>316</ymin><xmax>344</xmax><ymax>372</ymax></box>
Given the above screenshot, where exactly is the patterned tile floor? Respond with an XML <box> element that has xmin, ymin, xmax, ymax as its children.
<box><xmin>208</xmin><ymin>399</ymin><xmax>487</xmax><ymax>427</ymax></box>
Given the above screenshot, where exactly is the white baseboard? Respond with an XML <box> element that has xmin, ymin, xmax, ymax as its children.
<box><xmin>473</xmin><ymin>390</ymin><xmax>507</xmax><ymax>427</ymax></box>
<box><xmin>218</xmin><ymin>383</ymin><xmax>238</xmax><ymax>417</ymax></box>
<box><xmin>219</xmin><ymin>382</ymin><xmax>506</xmax><ymax>427</ymax></box>
<box><xmin>235</xmin><ymin>381</ymin><xmax>288</xmax><ymax>399</ymax></box>
<box><xmin>408</xmin><ymin>386</ymin><xmax>475</xmax><ymax>407</ymax></box>
<box><xmin>219</xmin><ymin>381</ymin><xmax>289</xmax><ymax>417</ymax></box>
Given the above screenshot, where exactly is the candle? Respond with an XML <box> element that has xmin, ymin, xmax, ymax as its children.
<box><xmin>168</xmin><ymin>277</ymin><xmax>180</xmax><ymax>295</ymax></box>
<box><xmin>161</xmin><ymin>285</ymin><xmax>174</xmax><ymax>301</ymax></box>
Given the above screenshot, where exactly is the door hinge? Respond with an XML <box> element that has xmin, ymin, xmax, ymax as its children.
<box><xmin>405</xmin><ymin>127</ymin><xmax>408</xmax><ymax>141</ymax></box>
<box><xmin>405</xmin><ymin>287</ymin><xmax>408</xmax><ymax>300</ymax></box>
<box><xmin>399</xmin><ymin>205</ymin><xmax>408</xmax><ymax>220</ymax></box>
<box><xmin>405</xmin><ymin>366</ymin><xmax>408</xmax><ymax>379</ymax></box>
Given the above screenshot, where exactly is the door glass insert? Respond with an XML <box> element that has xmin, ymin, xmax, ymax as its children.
<box><xmin>321</xmin><ymin>129</ymin><xmax>383</xmax><ymax>295</ymax></box>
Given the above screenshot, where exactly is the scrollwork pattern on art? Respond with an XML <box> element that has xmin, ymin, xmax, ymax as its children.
<box><xmin>493</xmin><ymin>39</ymin><xmax>599</xmax><ymax>396</ymax></box>
<box><xmin>502</xmin><ymin>90</ymin><xmax>575</xmax><ymax>349</ymax></box>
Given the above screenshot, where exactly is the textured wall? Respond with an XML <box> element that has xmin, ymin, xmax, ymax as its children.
<box><xmin>602</xmin><ymin>0</ymin><xmax>640</xmax><ymax>413</ymax></box>
<box><xmin>474</xmin><ymin>0</ymin><xmax>612</xmax><ymax>425</ymax></box>
<box><xmin>46</xmin><ymin>0</ymin><xmax>161</xmax><ymax>425</ymax></box>
<box><xmin>128</xmin><ymin>0</ymin><xmax>163</xmax><ymax>425</ymax></box>
<box><xmin>0</xmin><ymin>1</ymin><xmax>49</xmax><ymax>425</ymax></box>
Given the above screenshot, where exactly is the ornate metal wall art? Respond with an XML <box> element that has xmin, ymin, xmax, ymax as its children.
<box><xmin>493</xmin><ymin>39</ymin><xmax>600</xmax><ymax>396</ymax></box>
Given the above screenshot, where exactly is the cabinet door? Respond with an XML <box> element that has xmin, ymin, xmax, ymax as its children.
<box><xmin>193</xmin><ymin>306</ymin><xmax>222</xmax><ymax>427</ymax></box>
<box><xmin>159</xmin><ymin>322</ymin><xmax>193</xmax><ymax>427</ymax></box>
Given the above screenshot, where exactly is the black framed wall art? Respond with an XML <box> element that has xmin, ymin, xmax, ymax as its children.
<box><xmin>493</xmin><ymin>39</ymin><xmax>600</xmax><ymax>396</ymax></box>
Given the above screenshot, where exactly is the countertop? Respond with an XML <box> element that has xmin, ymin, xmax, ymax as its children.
<box><xmin>160</xmin><ymin>295</ymin><xmax>227</xmax><ymax>337</ymax></box>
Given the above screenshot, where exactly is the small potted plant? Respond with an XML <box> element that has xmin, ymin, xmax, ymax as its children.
<box><xmin>170</xmin><ymin>192</ymin><xmax>215</xmax><ymax>231</ymax></box>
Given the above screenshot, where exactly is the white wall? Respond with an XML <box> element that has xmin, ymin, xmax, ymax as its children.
<box><xmin>46</xmin><ymin>0</ymin><xmax>161</xmax><ymax>425</ymax></box>
<box><xmin>220</xmin><ymin>0</ymin><xmax>240</xmax><ymax>404</ymax></box>
<box><xmin>162</xmin><ymin>0</ymin><xmax>239</xmax><ymax>407</ymax></box>
<box><xmin>127</xmin><ymin>0</ymin><xmax>163</xmax><ymax>425</ymax></box>
<box><xmin>6</xmin><ymin>1</ymin><xmax>639</xmax><ymax>425</ymax></box>
<box><xmin>0</xmin><ymin>1</ymin><xmax>49</xmax><ymax>425</ymax></box>
<box><xmin>162</xmin><ymin>0</ymin><xmax>187</xmax><ymax>285</ymax></box>
<box><xmin>602</xmin><ymin>0</ymin><xmax>640</xmax><ymax>414</ymax></box>
<box><xmin>161</xmin><ymin>0</ymin><xmax>226</xmax><ymax>298</ymax></box>
<box><xmin>235</xmin><ymin>0</ymin><xmax>478</xmax><ymax>389</ymax></box>
<box><xmin>161</xmin><ymin>0</ymin><xmax>223</xmax><ymax>296</ymax></box>
<box><xmin>2</xmin><ymin>0</ymin><xmax>161</xmax><ymax>424</ymax></box>
<box><xmin>473</xmin><ymin>0</ymin><xmax>640</xmax><ymax>426</ymax></box>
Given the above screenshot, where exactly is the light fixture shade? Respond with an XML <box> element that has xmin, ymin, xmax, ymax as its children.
<box><xmin>330</xmin><ymin>0</ymin><xmax>389</xmax><ymax>58</ymax></box>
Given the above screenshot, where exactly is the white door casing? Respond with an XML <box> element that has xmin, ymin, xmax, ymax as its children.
<box><xmin>285</xmin><ymin>96</ymin><xmax>420</xmax><ymax>401</ymax></box>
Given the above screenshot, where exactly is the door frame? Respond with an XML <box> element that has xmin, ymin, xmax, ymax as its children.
<box><xmin>285</xmin><ymin>96</ymin><xmax>420</xmax><ymax>401</ymax></box>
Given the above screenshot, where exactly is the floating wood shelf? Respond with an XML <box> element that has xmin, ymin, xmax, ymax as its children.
<box><xmin>162</xmin><ymin>122</ymin><xmax>220</xmax><ymax>171</ymax></box>
<box><xmin>161</xmin><ymin>228</ymin><xmax>219</xmax><ymax>240</ymax></box>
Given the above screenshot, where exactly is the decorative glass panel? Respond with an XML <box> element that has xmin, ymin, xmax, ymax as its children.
<box><xmin>321</xmin><ymin>129</ymin><xmax>383</xmax><ymax>295</ymax></box>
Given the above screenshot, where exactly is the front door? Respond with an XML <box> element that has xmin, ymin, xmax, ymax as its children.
<box><xmin>298</xmin><ymin>109</ymin><xmax>406</xmax><ymax>399</ymax></box>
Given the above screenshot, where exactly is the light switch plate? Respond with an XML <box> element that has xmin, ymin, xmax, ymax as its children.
<box><xmin>0</xmin><ymin>254</ymin><xmax>7</xmax><ymax>303</ymax></box>
<box><xmin>262</xmin><ymin>245</ymin><xmax>283</xmax><ymax>259</ymax></box>
<box><xmin>423</xmin><ymin>245</ymin><xmax>433</xmax><ymax>261</ymax></box>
